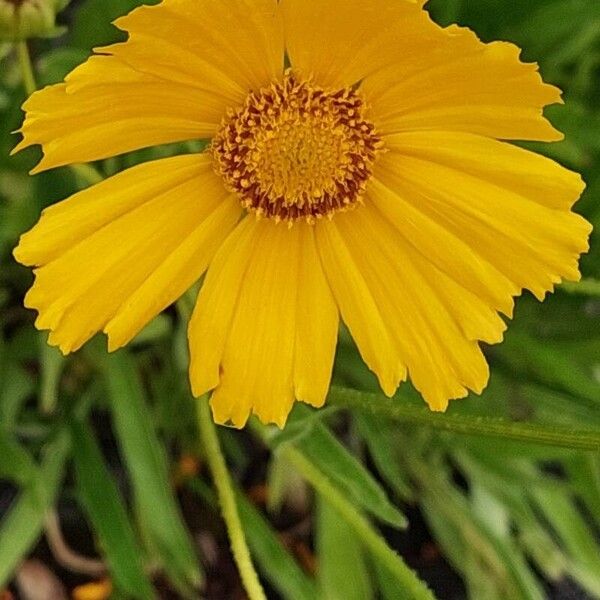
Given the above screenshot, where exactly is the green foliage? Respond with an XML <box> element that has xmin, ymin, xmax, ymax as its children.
<box><xmin>71</xmin><ymin>419</ymin><xmax>154</xmax><ymax>599</ymax></box>
<box><xmin>99</xmin><ymin>350</ymin><xmax>202</xmax><ymax>596</ymax></box>
<box><xmin>1</xmin><ymin>0</ymin><xmax>600</xmax><ymax>598</ymax></box>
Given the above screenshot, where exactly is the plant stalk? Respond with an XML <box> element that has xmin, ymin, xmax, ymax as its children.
<box><xmin>197</xmin><ymin>400</ymin><xmax>266</xmax><ymax>600</ymax></box>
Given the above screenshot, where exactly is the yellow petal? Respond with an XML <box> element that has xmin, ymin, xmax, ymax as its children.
<box><xmin>188</xmin><ymin>217</ymin><xmax>258</xmax><ymax>398</ymax></box>
<box><xmin>334</xmin><ymin>205</ymin><xmax>490</xmax><ymax>411</ymax></box>
<box><xmin>315</xmin><ymin>218</ymin><xmax>406</xmax><ymax>397</ymax></box>
<box><xmin>207</xmin><ymin>220</ymin><xmax>300</xmax><ymax>428</ymax></box>
<box><xmin>363</xmin><ymin>27</ymin><xmax>562</xmax><ymax>141</ymax></box>
<box><xmin>110</xmin><ymin>0</ymin><xmax>284</xmax><ymax>96</ymax></box>
<box><xmin>282</xmin><ymin>0</ymin><xmax>441</xmax><ymax>88</ymax></box>
<box><xmin>14</xmin><ymin>58</ymin><xmax>228</xmax><ymax>173</ymax></box>
<box><xmin>14</xmin><ymin>0</ymin><xmax>285</xmax><ymax>172</ymax></box>
<box><xmin>189</xmin><ymin>220</ymin><xmax>339</xmax><ymax>425</ymax></box>
<box><xmin>369</xmin><ymin>176</ymin><xmax>517</xmax><ymax>318</ymax></box>
<box><xmin>16</xmin><ymin>154</ymin><xmax>237</xmax><ymax>354</ymax></box>
<box><xmin>368</xmin><ymin>180</ymin><xmax>508</xmax><ymax>344</ymax></box>
<box><xmin>374</xmin><ymin>141</ymin><xmax>591</xmax><ymax>302</ymax></box>
<box><xmin>15</xmin><ymin>154</ymin><xmax>205</xmax><ymax>266</ymax></box>
<box><xmin>383</xmin><ymin>131</ymin><xmax>583</xmax><ymax>209</ymax></box>
<box><xmin>105</xmin><ymin>197</ymin><xmax>240</xmax><ymax>351</ymax></box>
<box><xmin>294</xmin><ymin>224</ymin><xmax>339</xmax><ymax>408</ymax></box>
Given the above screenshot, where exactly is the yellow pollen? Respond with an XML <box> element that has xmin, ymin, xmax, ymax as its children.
<box><xmin>211</xmin><ymin>71</ymin><xmax>383</xmax><ymax>223</ymax></box>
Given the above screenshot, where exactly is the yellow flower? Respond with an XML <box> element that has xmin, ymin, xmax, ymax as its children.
<box><xmin>13</xmin><ymin>0</ymin><xmax>591</xmax><ymax>427</ymax></box>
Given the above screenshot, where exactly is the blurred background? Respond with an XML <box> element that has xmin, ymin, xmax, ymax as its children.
<box><xmin>1</xmin><ymin>0</ymin><xmax>600</xmax><ymax>598</ymax></box>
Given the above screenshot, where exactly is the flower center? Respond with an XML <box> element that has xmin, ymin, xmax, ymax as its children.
<box><xmin>211</xmin><ymin>71</ymin><xmax>383</xmax><ymax>223</ymax></box>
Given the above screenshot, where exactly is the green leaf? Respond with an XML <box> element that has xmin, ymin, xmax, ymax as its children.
<box><xmin>0</xmin><ymin>427</ymin><xmax>40</xmax><ymax>487</ymax></box>
<box><xmin>286</xmin><ymin>410</ymin><xmax>407</xmax><ymax>529</ymax></box>
<box><xmin>564</xmin><ymin>454</ymin><xmax>600</xmax><ymax>522</ymax></box>
<box><xmin>0</xmin><ymin>431</ymin><xmax>70</xmax><ymax>587</ymax></box>
<box><xmin>100</xmin><ymin>349</ymin><xmax>202</xmax><ymax>597</ymax></box>
<box><xmin>71</xmin><ymin>419</ymin><xmax>155</xmax><ymax>600</ymax></box>
<box><xmin>236</xmin><ymin>489</ymin><xmax>318</xmax><ymax>600</ymax></box>
<box><xmin>531</xmin><ymin>487</ymin><xmax>600</xmax><ymax>595</ymax></box>
<box><xmin>317</xmin><ymin>496</ymin><xmax>373</xmax><ymax>600</ymax></box>
<box><xmin>258</xmin><ymin>436</ymin><xmax>435</xmax><ymax>600</ymax></box>
<box><xmin>493</xmin><ymin>331</ymin><xmax>600</xmax><ymax>405</ymax></box>
<box><xmin>413</xmin><ymin>457</ymin><xmax>544</xmax><ymax>600</ymax></box>
<box><xmin>39</xmin><ymin>339</ymin><xmax>65</xmax><ymax>414</ymax></box>
<box><xmin>355</xmin><ymin>413</ymin><xmax>414</xmax><ymax>501</ymax></box>
<box><xmin>0</xmin><ymin>335</ymin><xmax>34</xmax><ymax>427</ymax></box>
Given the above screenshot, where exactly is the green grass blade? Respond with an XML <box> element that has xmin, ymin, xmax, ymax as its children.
<box><xmin>0</xmin><ymin>431</ymin><xmax>40</xmax><ymax>487</ymax></box>
<box><xmin>254</xmin><ymin>425</ymin><xmax>435</xmax><ymax>600</ymax></box>
<box><xmin>236</xmin><ymin>489</ymin><xmax>318</xmax><ymax>600</ymax></box>
<box><xmin>71</xmin><ymin>419</ymin><xmax>155</xmax><ymax>599</ymax></box>
<box><xmin>0</xmin><ymin>431</ymin><xmax>70</xmax><ymax>587</ymax></box>
<box><xmin>100</xmin><ymin>350</ymin><xmax>202</xmax><ymax>596</ymax></box>
<box><xmin>355</xmin><ymin>413</ymin><xmax>414</xmax><ymax>501</ymax></box>
<box><xmin>532</xmin><ymin>487</ymin><xmax>600</xmax><ymax>595</ymax></box>
<box><xmin>317</xmin><ymin>496</ymin><xmax>374</xmax><ymax>600</ymax></box>
<box><xmin>271</xmin><ymin>408</ymin><xmax>407</xmax><ymax>529</ymax></box>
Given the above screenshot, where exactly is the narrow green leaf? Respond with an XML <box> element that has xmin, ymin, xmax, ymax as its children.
<box><xmin>328</xmin><ymin>386</ymin><xmax>600</xmax><ymax>451</ymax></box>
<box><xmin>415</xmin><ymin>462</ymin><xmax>544</xmax><ymax>600</ymax></box>
<box><xmin>317</xmin><ymin>496</ymin><xmax>374</xmax><ymax>600</ymax></box>
<box><xmin>39</xmin><ymin>341</ymin><xmax>65</xmax><ymax>414</ymax></box>
<box><xmin>452</xmin><ymin>451</ymin><xmax>567</xmax><ymax>581</ymax></box>
<box><xmin>71</xmin><ymin>419</ymin><xmax>155</xmax><ymax>600</ymax></box>
<box><xmin>0</xmin><ymin>335</ymin><xmax>34</xmax><ymax>426</ymax></box>
<box><xmin>494</xmin><ymin>331</ymin><xmax>600</xmax><ymax>405</ymax></box>
<box><xmin>273</xmin><ymin>408</ymin><xmax>407</xmax><ymax>529</ymax></box>
<box><xmin>100</xmin><ymin>350</ymin><xmax>201</xmax><ymax>596</ymax></box>
<box><xmin>256</xmin><ymin>432</ymin><xmax>434</xmax><ymax>600</ymax></box>
<box><xmin>565</xmin><ymin>454</ymin><xmax>600</xmax><ymax>522</ymax></box>
<box><xmin>0</xmin><ymin>431</ymin><xmax>39</xmax><ymax>487</ymax></box>
<box><xmin>0</xmin><ymin>431</ymin><xmax>70</xmax><ymax>587</ymax></box>
<box><xmin>531</xmin><ymin>487</ymin><xmax>600</xmax><ymax>595</ymax></box>
<box><xmin>236</xmin><ymin>489</ymin><xmax>318</xmax><ymax>600</ymax></box>
<box><xmin>355</xmin><ymin>414</ymin><xmax>414</xmax><ymax>501</ymax></box>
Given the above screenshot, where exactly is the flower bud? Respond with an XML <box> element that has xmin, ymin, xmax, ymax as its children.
<box><xmin>0</xmin><ymin>0</ymin><xmax>69</xmax><ymax>41</ymax></box>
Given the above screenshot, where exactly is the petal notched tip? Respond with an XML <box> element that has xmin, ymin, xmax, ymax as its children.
<box><xmin>10</xmin><ymin>132</ymin><xmax>27</xmax><ymax>156</ymax></box>
<box><xmin>208</xmin><ymin>383</ymin><xmax>295</xmax><ymax>430</ymax></box>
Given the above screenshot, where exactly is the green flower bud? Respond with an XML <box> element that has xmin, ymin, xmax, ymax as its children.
<box><xmin>0</xmin><ymin>0</ymin><xmax>69</xmax><ymax>41</ymax></box>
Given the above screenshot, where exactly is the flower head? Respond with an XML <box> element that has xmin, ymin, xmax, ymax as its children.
<box><xmin>0</xmin><ymin>0</ymin><xmax>68</xmax><ymax>41</ymax></box>
<box><xmin>13</xmin><ymin>0</ymin><xmax>591</xmax><ymax>427</ymax></box>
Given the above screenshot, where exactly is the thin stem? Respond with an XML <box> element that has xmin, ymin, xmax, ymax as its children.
<box><xmin>561</xmin><ymin>278</ymin><xmax>600</xmax><ymax>297</ymax></box>
<box><xmin>197</xmin><ymin>400</ymin><xmax>266</xmax><ymax>600</ymax></box>
<box><xmin>281</xmin><ymin>444</ymin><xmax>435</xmax><ymax>600</ymax></box>
<box><xmin>328</xmin><ymin>386</ymin><xmax>600</xmax><ymax>451</ymax></box>
<box><xmin>16</xmin><ymin>40</ymin><xmax>36</xmax><ymax>96</ymax></box>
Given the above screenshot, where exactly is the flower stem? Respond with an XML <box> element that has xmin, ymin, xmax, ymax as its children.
<box><xmin>16</xmin><ymin>40</ymin><xmax>36</xmax><ymax>96</ymax></box>
<box><xmin>561</xmin><ymin>278</ymin><xmax>600</xmax><ymax>296</ymax></box>
<box><xmin>197</xmin><ymin>400</ymin><xmax>266</xmax><ymax>600</ymax></box>
<box><xmin>328</xmin><ymin>386</ymin><xmax>600</xmax><ymax>451</ymax></box>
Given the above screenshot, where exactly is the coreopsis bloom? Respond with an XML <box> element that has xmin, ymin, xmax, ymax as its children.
<box><xmin>13</xmin><ymin>0</ymin><xmax>591</xmax><ymax>427</ymax></box>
